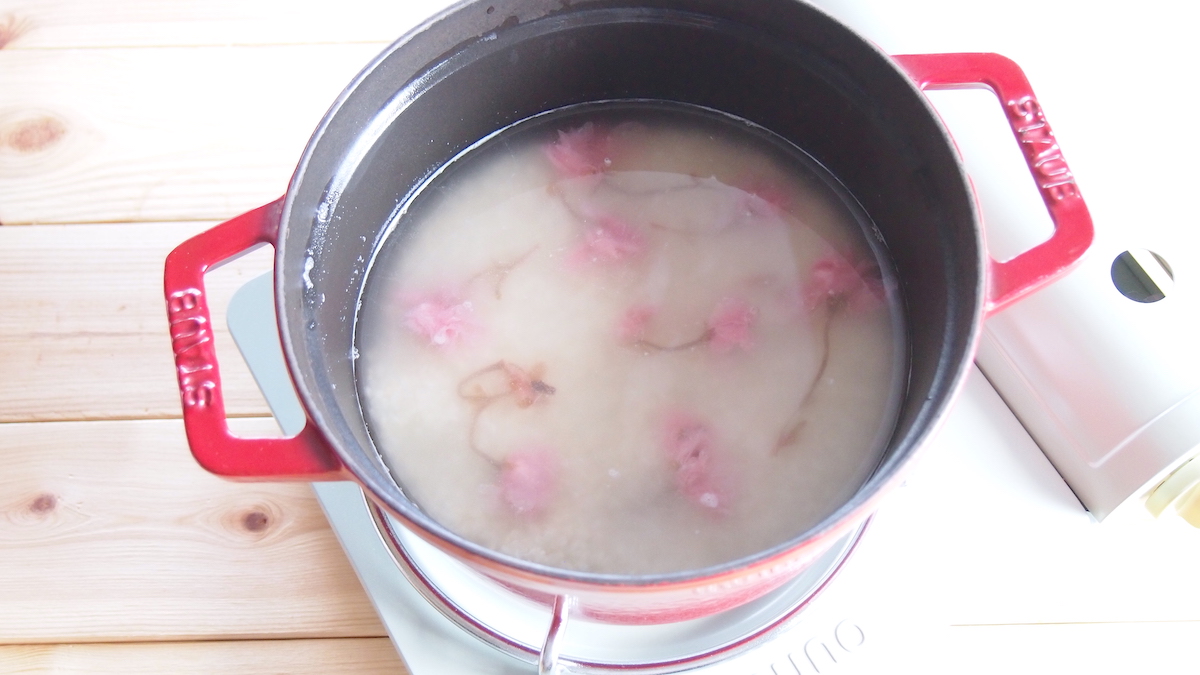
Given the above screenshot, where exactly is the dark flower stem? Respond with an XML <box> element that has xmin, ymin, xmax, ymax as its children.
<box><xmin>466</xmin><ymin>246</ymin><xmax>538</xmax><ymax>300</ymax></box>
<box><xmin>634</xmin><ymin>328</ymin><xmax>713</xmax><ymax>353</ymax></box>
<box><xmin>457</xmin><ymin>362</ymin><xmax>508</xmax><ymax>467</ymax></box>
<box><xmin>801</xmin><ymin>303</ymin><xmax>837</xmax><ymax>407</ymax></box>
<box><xmin>774</xmin><ymin>300</ymin><xmax>841</xmax><ymax>454</ymax></box>
<box><xmin>466</xmin><ymin>405</ymin><xmax>503</xmax><ymax>468</ymax></box>
<box><xmin>457</xmin><ymin>360</ymin><xmax>555</xmax><ymax>467</ymax></box>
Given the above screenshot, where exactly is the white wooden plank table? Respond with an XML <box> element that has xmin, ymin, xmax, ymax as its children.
<box><xmin>0</xmin><ymin>1</ymin><xmax>429</xmax><ymax>671</ymax></box>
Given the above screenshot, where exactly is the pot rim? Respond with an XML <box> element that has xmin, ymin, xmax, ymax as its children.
<box><xmin>273</xmin><ymin>0</ymin><xmax>985</xmax><ymax>587</ymax></box>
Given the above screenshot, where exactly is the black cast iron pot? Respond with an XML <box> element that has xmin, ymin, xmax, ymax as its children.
<box><xmin>164</xmin><ymin>0</ymin><xmax>1092</xmax><ymax>625</ymax></box>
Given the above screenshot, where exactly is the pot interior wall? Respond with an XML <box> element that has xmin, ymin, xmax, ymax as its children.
<box><xmin>278</xmin><ymin>0</ymin><xmax>981</xmax><ymax>575</ymax></box>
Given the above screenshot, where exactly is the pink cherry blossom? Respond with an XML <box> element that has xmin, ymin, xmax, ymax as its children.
<box><xmin>544</xmin><ymin>122</ymin><xmax>610</xmax><ymax>177</ymax></box>
<box><xmin>615</xmin><ymin>304</ymin><xmax>656</xmax><ymax>344</ymax></box>
<box><xmin>706</xmin><ymin>298</ymin><xmax>757</xmax><ymax>354</ymax></box>
<box><xmin>661</xmin><ymin>412</ymin><xmax>730</xmax><ymax>515</ymax></box>
<box><xmin>499</xmin><ymin>446</ymin><xmax>559</xmax><ymax>516</ymax></box>
<box><xmin>676</xmin><ymin>459</ymin><xmax>728</xmax><ymax>513</ymax></box>
<box><xmin>402</xmin><ymin>291</ymin><xmax>477</xmax><ymax>348</ymax></box>
<box><xmin>737</xmin><ymin>180</ymin><xmax>790</xmax><ymax>220</ymax></box>
<box><xmin>568</xmin><ymin>216</ymin><xmax>645</xmax><ymax>267</ymax></box>
<box><xmin>801</xmin><ymin>253</ymin><xmax>884</xmax><ymax>313</ymax></box>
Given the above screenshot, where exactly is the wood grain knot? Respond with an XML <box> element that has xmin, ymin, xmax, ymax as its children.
<box><xmin>242</xmin><ymin>510</ymin><xmax>270</xmax><ymax>533</ymax></box>
<box><xmin>29</xmin><ymin>493</ymin><xmax>57</xmax><ymax>515</ymax></box>
<box><xmin>219</xmin><ymin>501</ymin><xmax>284</xmax><ymax>542</ymax></box>
<box><xmin>210</xmin><ymin>498</ymin><xmax>295</xmax><ymax>545</ymax></box>
<box><xmin>2</xmin><ymin>116</ymin><xmax>67</xmax><ymax>153</ymax></box>
<box><xmin>0</xmin><ymin>14</ymin><xmax>31</xmax><ymax>49</ymax></box>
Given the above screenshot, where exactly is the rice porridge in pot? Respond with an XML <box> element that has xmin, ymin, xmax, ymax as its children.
<box><xmin>355</xmin><ymin>102</ymin><xmax>907</xmax><ymax>575</ymax></box>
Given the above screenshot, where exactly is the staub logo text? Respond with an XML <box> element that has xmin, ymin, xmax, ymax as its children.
<box><xmin>758</xmin><ymin>619</ymin><xmax>866</xmax><ymax>675</ymax></box>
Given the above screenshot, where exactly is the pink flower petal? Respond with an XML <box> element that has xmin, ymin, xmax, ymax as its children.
<box><xmin>568</xmin><ymin>216</ymin><xmax>645</xmax><ymax>267</ymax></box>
<box><xmin>544</xmin><ymin>122</ymin><xmax>610</xmax><ymax>177</ymax></box>
<box><xmin>738</xmin><ymin>180</ymin><xmax>790</xmax><ymax>220</ymax></box>
<box><xmin>676</xmin><ymin>460</ymin><xmax>728</xmax><ymax>513</ymax></box>
<box><xmin>706</xmin><ymin>298</ymin><xmax>757</xmax><ymax>354</ymax></box>
<box><xmin>661</xmin><ymin>412</ymin><xmax>731</xmax><ymax>515</ymax></box>
<box><xmin>499</xmin><ymin>446</ymin><xmax>559</xmax><ymax>516</ymax></box>
<box><xmin>402</xmin><ymin>291</ymin><xmax>476</xmax><ymax>348</ymax></box>
<box><xmin>662</xmin><ymin>412</ymin><xmax>713</xmax><ymax>465</ymax></box>
<box><xmin>615</xmin><ymin>304</ymin><xmax>656</xmax><ymax>344</ymax></box>
<box><xmin>801</xmin><ymin>253</ymin><xmax>884</xmax><ymax>313</ymax></box>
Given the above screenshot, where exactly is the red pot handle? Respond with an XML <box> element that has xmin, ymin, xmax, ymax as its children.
<box><xmin>164</xmin><ymin>198</ymin><xmax>346</xmax><ymax>481</ymax></box>
<box><xmin>893</xmin><ymin>52</ymin><xmax>1094</xmax><ymax>315</ymax></box>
